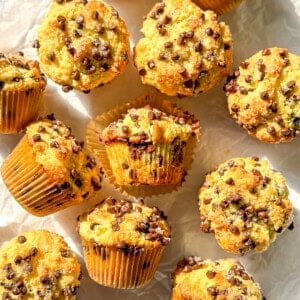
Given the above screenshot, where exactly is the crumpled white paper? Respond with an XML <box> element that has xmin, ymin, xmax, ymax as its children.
<box><xmin>0</xmin><ymin>0</ymin><xmax>300</xmax><ymax>299</ymax></box>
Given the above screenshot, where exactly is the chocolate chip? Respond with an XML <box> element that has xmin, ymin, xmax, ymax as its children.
<box><xmin>147</xmin><ymin>60</ymin><xmax>156</xmax><ymax>69</ymax></box>
<box><xmin>262</xmin><ymin>48</ymin><xmax>271</xmax><ymax>55</ymax></box>
<box><xmin>29</xmin><ymin>247</ymin><xmax>38</xmax><ymax>257</ymax></box>
<box><xmin>164</xmin><ymin>41</ymin><xmax>173</xmax><ymax>48</ymax></box>
<box><xmin>184</xmin><ymin>80</ymin><xmax>193</xmax><ymax>89</ymax></box>
<box><xmin>138</xmin><ymin>68</ymin><xmax>146</xmax><ymax>76</ymax></box>
<box><xmin>267</xmin><ymin>126</ymin><xmax>276</xmax><ymax>136</ymax></box>
<box><xmin>32</xmin><ymin>39</ymin><xmax>40</xmax><ymax>48</ymax></box>
<box><xmin>62</xmin><ymin>85</ymin><xmax>73</xmax><ymax>92</ymax></box>
<box><xmin>260</xmin><ymin>91</ymin><xmax>269</xmax><ymax>100</ymax></box>
<box><xmin>0</xmin><ymin>81</ymin><xmax>5</xmax><ymax>89</ymax></box>
<box><xmin>32</xmin><ymin>134</ymin><xmax>41</xmax><ymax>142</ymax></box>
<box><xmin>60</xmin><ymin>249</ymin><xmax>70</xmax><ymax>257</ymax></box>
<box><xmin>50</xmin><ymin>140</ymin><xmax>59</xmax><ymax>148</ymax></box>
<box><xmin>205</xmin><ymin>27</ymin><xmax>214</xmax><ymax>36</ymax></box>
<box><xmin>171</xmin><ymin>52</ymin><xmax>180</xmax><ymax>61</ymax></box>
<box><xmin>18</xmin><ymin>236</ymin><xmax>26</xmax><ymax>243</ymax></box>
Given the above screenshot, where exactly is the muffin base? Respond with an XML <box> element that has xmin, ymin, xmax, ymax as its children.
<box><xmin>81</xmin><ymin>238</ymin><xmax>164</xmax><ymax>289</ymax></box>
<box><xmin>0</xmin><ymin>88</ymin><xmax>43</xmax><ymax>134</ymax></box>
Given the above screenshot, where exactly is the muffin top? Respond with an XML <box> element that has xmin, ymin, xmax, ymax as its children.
<box><xmin>224</xmin><ymin>47</ymin><xmax>300</xmax><ymax>143</ymax></box>
<box><xmin>26</xmin><ymin>114</ymin><xmax>102</xmax><ymax>199</ymax></box>
<box><xmin>0</xmin><ymin>52</ymin><xmax>46</xmax><ymax>92</ymax></box>
<box><xmin>198</xmin><ymin>156</ymin><xmax>294</xmax><ymax>254</ymax></box>
<box><xmin>171</xmin><ymin>256</ymin><xmax>263</xmax><ymax>300</ymax></box>
<box><xmin>101</xmin><ymin>105</ymin><xmax>200</xmax><ymax>145</ymax></box>
<box><xmin>78</xmin><ymin>197</ymin><xmax>171</xmax><ymax>249</ymax></box>
<box><xmin>36</xmin><ymin>0</ymin><xmax>130</xmax><ymax>92</ymax></box>
<box><xmin>0</xmin><ymin>230</ymin><xmax>81</xmax><ymax>299</ymax></box>
<box><xmin>133</xmin><ymin>0</ymin><xmax>233</xmax><ymax>96</ymax></box>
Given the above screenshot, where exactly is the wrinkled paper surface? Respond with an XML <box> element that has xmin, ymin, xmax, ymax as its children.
<box><xmin>0</xmin><ymin>0</ymin><xmax>300</xmax><ymax>299</ymax></box>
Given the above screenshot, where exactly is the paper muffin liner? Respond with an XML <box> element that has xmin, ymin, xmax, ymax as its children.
<box><xmin>193</xmin><ymin>0</ymin><xmax>243</xmax><ymax>14</ymax></box>
<box><xmin>86</xmin><ymin>92</ymin><xmax>199</xmax><ymax>197</ymax></box>
<box><xmin>0</xmin><ymin>87</ymin><xmax>44</xmax><ymax>134</ymax></box>
<box><xmin>1</xmin><ymin>136</ymin><xmax>82</xmax><ymax>217</ymax></box>
<box><xmin>81</xmin><ymin>238</ymin><xmax>165</xmax><ymax>289</ymax></box>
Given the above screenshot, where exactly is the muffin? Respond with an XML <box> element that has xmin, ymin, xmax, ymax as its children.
<box><xmin>192</xmin><ymin>0</ymin><xmax>244</xmax><ymax>15</ymax></box>
<box><xmin>86</xmin><ymin>93</ymin><xmax>200</xmax><ymax>196</ymax></box>
<box><xmin>171</xmin><ymin>256</ymin><xmax>263</xmax><ymax>299</ymax></box>
<box><xmin>0</xmin><ymin>229</ymin><xmax>81</xmax><ymax>299</ymax></box>
<box><xmin>77</xmin><ymin>197</ymin><xmax>171</xmax><ymax>288</ymax></box>
<box><xmin>133</xmin><ymin>0</ymin><xmax>233</xmax><ymax>97</ymax></box>
<box><xmin>198</xmin><ymin>156</ymin><xmax>294</xmax><ymax>254</ymax></box>
<box><xmin>0</xmin><ymin>52</ymin><xmax>46</xmax><ymax>134</ymax></box>
<box><xmin>224</xmin><ymin>47</ymin><xmax>300</xmax><ymax>143</ymax></box>
<box><xmin>36</xmin><ymin>0</ymin><xmax>130</xmax><ymax>92</ymax></box>
<box><xmin>1</xmin><ymin>114</ymin><xmax>103</xmax><ymax>217</ymax></box>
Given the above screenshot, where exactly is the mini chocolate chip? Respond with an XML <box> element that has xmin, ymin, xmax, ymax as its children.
<box><xmin>60</xmin><ymin>249</ymin><xmax>70</xmax><ymax>257</ymax></box>
<box><xmin>32</xmin><ymin>39</ymin><xmax>40</xmax><ymax>48</ymax></box>
<box><xmin>207</xmin><ymin>287</ymin><xmax>217</xmax><ymax>296</ymax></box>
<box><xmin>138</xmin><ymin>68</ymin><xmax>147</xmax><ymax>76</ymax></box>
<box><xmin>164</xmin><ymin>41</ymin><xmax>173</xmax><ymax>48</ymax></box>
<box><xmin>62</xmin><ymin>85</ymin><xmax>73</xmax><ymax>92</ymax></box>
<box><xmin>18</xmin><ymin>236</ymin><xmax>26</xmax><ymax>243</ymax></box>
<box><xmin>91</xmin><ymin>10</ymin><xmax>99</xmax><ymax>20</ymax></box>
<box><xmin>47</xmin><ymin>52</ymin><xmax>55</xmax><ymax>61</ymax></box>
<box><xmin>50</xmin><ymin>140</ymin><xmax>59</xmax><ymax>148</ymax></box>
<box><xmin>14</xmin><ymin>255</ymin><xmax>22</xmax><ymax>264</ymax></box>
<box><xmin>262</xmin><ymin>48</ymin><xmax>271</xmax><ymax>55</ymax></box>
<box><xmin>267</xmin><ymin>126</ymin><xmax>276</xmax><ymax>135</ymax></box>
<box><xmin>171</xmin><ymin>52</ymin><xmax>180</xmax><ymax>61</ymax></box>
<box><xmin>225</xmin><ymin>178</ymin><xmax>234</xmax><ymax>185</ymax></box>
<box><xmin>195</xmin><ymin>41</ymin><xmax>203</xmax><ymax>52</ymax></box>
<box><xmin>0</xmin><ymin>81</ymin><xmax>5</xmax><ymax>89</ymax></box>
<box><xmin>205</xmin><ymin>27</ymin><xmax>214</xmax><ymax>36</ymax></box>
<box><xmin>206</xmin><ymin>270</ymin><xmax>216</xmax><ymax>279</ymax></box>
<box><xmin>184</xmin><ymin>80</ymin><xmax>193</xmax><ymax>89</ymax></box>
<box><xmin>29</xmin><ymin>247</ymin><xmax>38</xmax><ymax>257</ymax></box>
<box><xmin>260</xmin><ymin>91</ymin><xmax>269</xmax><ymax>100</ymax></box>
<box><xmin>32</xmin><ymin>134</ymin><xmax>41</xmax><ymax>142</ymax></box>
<box><xmin>288</xmin><ymin>222</ymin><xmax>294</xmax><ymax>230</ymax></box>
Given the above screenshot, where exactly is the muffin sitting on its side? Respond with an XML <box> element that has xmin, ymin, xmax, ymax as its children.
<box><xmin>77</xmin><ymin>197</ymin><xmax>171</xmax><ymax>289</ymax></box>
<box><xmin>36</xmin><ymin>0</ymin><xmax>130</xmax><ymax>92</ymax></box>
<box><xmin>1</xmin><ymin>114</ymin><xmax>103</xmax><ymax>217</ymax></box>
<box><xmin>134</xmin><ymin>0</ymin><xmax>233</xmax><ymax>96</ymax></box>
<box><xmin>0</xmin><ymin>52</ymin><xmax>46</xmax><ymax>134</ymax></box>
<box><xmin>171</xmin><ymin>256</ymin><xmax>263</xmax><ymax>299</ymax></box>
<box><xmin>198</xmin><ymin>156</ymin><xmax>294</xmax><ymax>254</ymax></box>
<box><xmin>224</xmin><ymin>47</ymin><xmax>300</xmax><ymax>143</ymax></box>
<box><xmin>0</xmin><ymin>230</ymin><xmax>81</xmax><ymax>299</ymax></box>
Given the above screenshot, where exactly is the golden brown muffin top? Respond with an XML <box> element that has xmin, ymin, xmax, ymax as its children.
<box><xmin>78</xmin><ymin>197</ymin><xmax>171</xmax><ymax>250</ymax></box>
<box><xmin>36</xmin><ymin>0</ymin><xmax>130</xmax><ymax>92</ymax></box>
<box><xmin>198</xmin><ymin>156</ymin><xmax>294</xmax><ymax>254</ymax></box>
<box><xmin>225</xmin><ymin>47</ymin><xmax>300</xmax><ymax>143</ymax></box>
<box><xmin>134</xmin><ymin>0</ymin><xmax>233</xmax><ymax>96</ymax></box>
<box><xmin>101</xmin><ymin>105</ymin><xmax>200</xmax><ymax>145</ymax></box>
<box><xmin>0</xmin><ymin>52</ymin><xmax>46</xmax><ymax>92</ymax></box>
<box><xmin>0</xmin><ymin>230</ymin><xmax>81</xmax><ymax>299</ymax></box>
<box><xmin>26</xmin><ymin>114</ymin><xmax>102</xmax><ymax>201</ymax></box>
<box><xmin>171</xmin><ymin>256</ymin><xmax>263</xmax><ymax>300</ymax></box>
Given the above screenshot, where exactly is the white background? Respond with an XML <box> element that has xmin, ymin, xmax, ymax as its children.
<box><xmin>0</xmin><ymin>0</ymin><xmax>300</xmax><ymax>299</ymax></box>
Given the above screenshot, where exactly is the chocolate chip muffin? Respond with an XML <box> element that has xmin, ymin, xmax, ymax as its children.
<box><xmin>133</xmin><ymin>0</ymin><xmax>233</xmax><ymax>97</ymax></box>
<box><xmin>171</xmin><ymin>256</ymin><xmax>263</xmax><ymax>299</ymax></box>
<box><xmin>0</xmin><ymin>52</ymin><xmax>46</xmax><ymax>133</ymax></box>
<box><xmin>192</xmin><ymin>0</ymin><xmax>244</xmax><ymax>15</ymax></box>
<box><xmin>77</xmin><ymin>197</ymin><xmax>171</xmax><ymax>288</ymax></box>
<box><xmin>198</xmin><ymin>156</ymin><xmax>294</xmax><ymax>254</ymax></box>
<box><xmin>224</xmin><ymin>47</ymin><xmax>300</xmax><ymax>143</ymax></box>
<box><xmin>1</xmin><ymin>114</ymin><xmax>103</xmax><ymax>217</ymax></box>
<box><xmin>36</xmin><ymin>0</ymin><xmax>130</xmax><ymax>92</ymax></box>
<box><xmin>86</xmin><ymin>93</ymin><xmax>200</xmax><ymax>196</ymax></box>
<box><xmin>0</xmin><ymin>230</ymin><xmax>81</xmax><ymax>299</ymax></box>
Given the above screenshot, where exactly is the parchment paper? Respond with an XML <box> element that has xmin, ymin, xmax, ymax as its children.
<box><xmin>1</xmin><ymin>0</ymin><xmax>300</xmax><ymax>299</ymax></box>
